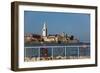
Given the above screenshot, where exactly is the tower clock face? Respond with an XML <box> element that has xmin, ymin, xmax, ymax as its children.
<box><xmin>43</xmin><ymin>29</ymin><xmax>45</xmax><ymax>31</ymax></box>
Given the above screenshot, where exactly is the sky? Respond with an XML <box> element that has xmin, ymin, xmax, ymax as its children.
<box><xmin>24</xmin><ymin>11</ymin><xmax>90</xmax><ymax>42</ymax></box>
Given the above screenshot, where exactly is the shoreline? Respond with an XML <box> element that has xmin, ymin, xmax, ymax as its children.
<box><xmin>25</xmin><ymin>42</ymin><xmax>90</xmax><ymax>47</ymax></box>
<box><xmin>24</xmin><ymin>56</ymin><xmax>90</xmax><ymax>62</ymax></box>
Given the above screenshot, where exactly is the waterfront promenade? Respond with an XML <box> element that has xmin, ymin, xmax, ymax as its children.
<box><xmin>24</xmin><ymin>43</ymin><xmax>90</xmax><ymax>62</ymax></box>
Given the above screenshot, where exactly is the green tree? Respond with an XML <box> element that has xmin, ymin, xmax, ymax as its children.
<box><xmin>70</xmin><ymin>35</ymin><xmax>74</xmax><ymax>40</ymax></box>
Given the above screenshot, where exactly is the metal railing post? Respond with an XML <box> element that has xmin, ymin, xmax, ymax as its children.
<box><xmin>38</xmin><ymin>47</ymin><xmax>40</xmax><ymax>60</ymax></box>
<box><xmin>52</xmin><ymin>47</ymin><xmax>53</xmax><ymax>59</ymax></box>
<box><xmin>65</xmin><ymin>46</ymin><xmax>66</xmax><ymax>59</ymax></box>
<box><xmin>77</xmin><ymin>47</ymin><xmax>80</xmax><ymax>59</ymax></box>
<box><xmin>24</xmin><ymin>48</ymin><xmax>26</xmax><ymax>59</ymax></box>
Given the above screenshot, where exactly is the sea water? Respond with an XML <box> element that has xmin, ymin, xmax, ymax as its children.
<box><xmin>24</xmin><ymin>43</ymin><xmax>90</xmax><ymax>58</ymax></box>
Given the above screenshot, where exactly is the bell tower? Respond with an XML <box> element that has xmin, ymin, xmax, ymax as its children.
<box><xmin>42</xmin><ymin>22</ymin><xmax>47</xmax><ymax>37</ymax></box>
